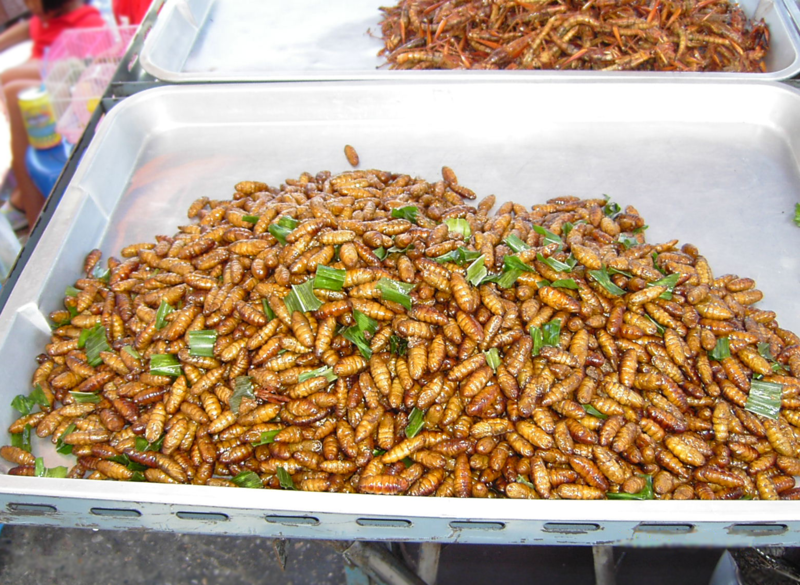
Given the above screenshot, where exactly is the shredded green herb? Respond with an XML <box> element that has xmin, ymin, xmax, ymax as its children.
<box><xmin>745</xmin><ymin>380</ymin><xmax>783</xmax><ymax>420</ymax></box>
<box><xmin>444</xmin><ymin>218</ymin><xmax>471</xmax><ymax>239</ymax></box>
<box><xmin>391</xmin><ymin>206</ymin><xmax>418</xmax><ymax>224</ymax></box>
<box><xmin>230</xmin><ymin>376</ymin><xmax>255</xmax><ymax>414</ymax></box>
<box><xmin>150</xmin><ymin>354</ymin><xmax>182</xmax><ymax>377</ymax></box>
<box><xmin>314</xmin><ymin>265</ymin><xmax>346</xmax><ymax>292</ymax></box>
<box><xmin>232</xmin><ymin>470</ymin><xmax>263</xmax><ymax>489</ymax></box>
<box><xmin>708</xmin><ymin>337</ymin><xmax>731</xmax><ymax>361</ymax></box>
<box><xmin>406</xmin><ymin>407</ymin><xmax>425</xmax><ymax>438</ymax></box>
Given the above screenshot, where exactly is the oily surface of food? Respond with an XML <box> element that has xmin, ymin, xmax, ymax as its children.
<box><xmin>6</xmin><ymin>163</ymin><xmax>800</xmax><ymax>501</ymax></box>
<box><xmin>378</xmin><ymin>0</ymin><xmax>770</xmax><ymax>72</ymax></box>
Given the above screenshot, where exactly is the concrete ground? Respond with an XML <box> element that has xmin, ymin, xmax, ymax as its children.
<box><xmin>0</xmin><ymin>524</ymin><xmax>738</xmax><ymax>585</ymax></box>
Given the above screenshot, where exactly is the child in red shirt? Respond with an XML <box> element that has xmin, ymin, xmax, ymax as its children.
<box><xmin>113</xmin><ymin>0</ymin><xmax>152</xmax><ymax>26</ymax></box>
<box><xmin>0</xmin><ymin>0</ymin><xmax>105</xmax><ymax>231</ymax></box>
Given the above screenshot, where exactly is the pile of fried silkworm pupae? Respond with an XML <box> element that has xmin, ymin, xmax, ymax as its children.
<box><xmin>5</xmin><ymin>163</ymin><xmax>800</xmax><ymax>501</ymax></box>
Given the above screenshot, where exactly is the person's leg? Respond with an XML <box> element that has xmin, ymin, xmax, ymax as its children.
<box><xmin>4</xmin><ymin>78</ymin><xmax>44</xmax><ymax>226</ymax></box>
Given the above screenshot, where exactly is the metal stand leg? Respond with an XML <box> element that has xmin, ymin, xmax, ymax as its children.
<box><xmin>330</xmin><ymin>541</ymin><xmax>428</xmax><ymax>585</ymax></box>
<box><xmin>593</xmin><ymin>545</ymin><xmax>616</xmax><ymax>585</ymax></box>
<box><xmin>417</xmin><ymin>543</ymin><xmax>442</xmax><ymax>585</ymax></box>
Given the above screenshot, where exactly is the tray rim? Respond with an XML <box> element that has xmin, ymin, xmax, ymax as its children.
<box><xmin>138</xmin><ymin>0</ymin><xmax>800</xmax><ymax>83</ymax></box>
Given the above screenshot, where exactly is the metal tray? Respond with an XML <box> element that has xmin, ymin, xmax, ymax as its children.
<box><xmin>139</xmin><ymin>0</ymin><xmax>800</xmax><ymax>82</ymax></box>
<box><xmin>2</xmin><ymin>81</ymin><xmax>800</xmax><ymax>545</ymax></box>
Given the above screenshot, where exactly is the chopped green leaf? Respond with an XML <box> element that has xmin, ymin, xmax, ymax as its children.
<box><xmin>377</xmin><ymin>278</ymin><xmax>415</xmax><ymax>310</ymax></box>
<box><xmin>746</xmin><ymin>380</ymin><xmax>783</xmax><ymax>420</ymax></box>
<box><xmin>402</xmin><ymin>456</ymin><xmax>414</xmax><ymax>468</ymax></box>
<box><xmin>649</xmin><ymin>273</ymin><xmax>681</xmax><ymax>300</ymax></box>
<box><xmin>632</xmin><ymin>225</ymin><xmax>648</xmax><ymax>234</ymax></box>
<box><xmin>134</xmin><ymin>437</ymin><xmax>149</xmax><ymax>452</ymax></box>
<box><xmin>406</xmin><ymin>407</ymin><xmax>425</xmax><ymax>438</ymax></box>
<box><xmin>314</xmin><ymin>265</ymin><xmax>346</xmax><ymax>292</ymax></box>
<box><xmin>69</xmin><ymin>391</ymin><xmax>101</xmax><ymax>404</ymax></box>
<box><xmin>542</xmin><ymin>319</ymin><xmax>562</xmax><ymax>348</ymax></box>
<box><xmin>758</xmin><ymin>342</ymin><xmax>776</xmax><ymax>362</ymax></box>
<box><xmin>279</xmin><ymin>216</ymin><xmax>299</xmax><ymax>229</ymax></box>
<box><xmin>65</xmin><ymin>285</ymin><xmax>80</xmax><ymax>297</ymax></box>
<box><xmin>536</xmin><ymin>253</ymin><xmax>572</xmax><ymax>273</ymax></box>
<box><xmin>353</xmin><ymin>309</ymin><xmax>378</xmax><ymax>336</ymax></box>
<box><xmin>123</xmin><ymin>345</ymin><xmax>141</xmax><ymax>360</ymax></box>
<box><xmin>795</xmin><ymin>203</ymin><xmax>800</xmax><ymax>227</ymax></box>
<box><xmin>504</xmin><ymin>255</ymin><xmax>535</xmax><ymax>273</ymax></box>
<box><xmin>434</xmin><ymin>246</ymin><xmax>481</xmax><ymax>266</ymax></box>
<box><xmin>391</xmin><ymin>206</ymin><xmax>418</xmax><ymax>224</ymax></box>
<box><xmin>484</xmin><ymin>348</ymin><xmax>500</xmax><ymax>372</ymax></box>
<box><xmin>230</xmin><ymin>376</ymin><xmax>255</xmax><ymax>414</ymax></box>
<box><xmin>284</xmin><ymin>279</ymin><xmax>323</xmax><ymax>314</ymax></box>
<box><xmin>77</xmin><ymin>326</ymin><xmax>92</xmax><ymax>349</ymax></box>
<box><xmin>583</xmin><ymin>405</ymin><xmax>608</xmax><ymax>420</ymax></box>
<box><xmin>445</xmin><ymin>218</ymin><xmax>471</xmax><ymax>239</ymax></box>
<box><xmin>374</xmin><ymin>247</ymin><xmax>387</xmax><ymax>260</ymax></box>
<box><xmin>588</xmin><ymin>268</ymin><xmax>626</xmax><ymax>296</ymax></box>
<box><xmin>603</xmin><ymin>199</ymin><xmax>621</xmax><ymax>218</ymax></box>
<box><xmin>297</xmin><ymin>366</ymin><xmax>337</xmax><ymax>384</ymax></box>
<box><xmin>108</xmin><ymin>454</ymin><xmax>147</xmax><ymax>472</ymax></box>
<box><xmin>343</xmin><ymin>326</ymin><xmax>372</xmax><ymax>360</ymax></box>
<box><xmin>83</xmin><ymin>325</ymin><xmax>110</xmax><ymax>367</ymax></box>
<box><xmin>466</xmin><ymin>256</ymin><xmax>488</xmax><ymax>287</ymax></box>
<box><xmin>387</xmin><ymin>243</ymin><xmax>414</xmax><ymax>255</ymax></box>
<box><xmin>146</xmin><ymin>435</ymin><xmax>165</xmax><ymax>452</ymax></box>
<box><xmin>189</xmin><ymin>330</ymin><xmax>217</xmax><ymax>357</ymax></box>
<box><xmin>14</xmin><ymin>424</ymin><xmax>32</xmax><ymax>453</ymax></box>
<box><xmin>277</xmin><ymin>467</ymin><xmax>296</xmax><ymax>490</ymax></box>
<box><xmin>268</xmin><ymin>216</ymin><xmax>298</xmax><ymax>245</ymax></box>
<box><xmin>252</xmin><ymin>429</ymin><xmax>281</xmax><ymax>446</ymax></box>
<box><xmin>11</xmin><ymin>394</ymin><xmax>33</xmax><ymax>416</ymax></box>
<box><xmin>92</xmin><ymin>264</ymin><xmax>110</xmax><ymax>282</ymax></box>
<box><xmin>708</xmin><ymin>337</ymin><xmax>731</xmax><ymax>361</ymax></box>
<box><xmin>56</xmin><ymin>423</ymin><xmax>76</xmax><ymax>455</ymax></box>
<box><xmin>505</xmin><ymin>234</ymin><xmax>531</xmax><ymax>253</ymax></box>
<box><xmin>551</xmin><ymin>279</ymin><xmax>579</xmax><ymax>290</ymax></box>
<box><xmin>516</xmin><ymin>476</ymin><xmax>535</xmax><ymax>489</ymax></box>
<box><xmin>30</xmin><ymin>385</ymin><xmax>50</xmax><ymax>410</ymax></box>
<box><xmin>652</xmin><ymin>252</ymin><xmax>668</xmax><ymax>275</ymax></box>
<box><xmin>261</xmin><ymin>298</ymin><xmax>276</xmax><ymax>322</ymax></box>
<box><xmin>373</xmin><ymin>448</ymin><xmax>387</xmax><ymax>456</ymax></box>
<box><xmin>155</xmin><ymin>300</ymin><xmax>174</xmax><ymax>330</ymax></box>
<box><xmin>34</xmin><ymin>458</ymin><xmax>68</xmax><ymax>479</ymax></box>
<box><xmin>389</xmin><ymin>335</ymin><xmax>408</xmax><ymax>356</ymax></box>
<box><xmin>131</xmin><ymin>471</ymin><xmax>146</xmax><ymax>482</ymax></box>
<box><xmin>607</xmin><ymin>475</ymin><xmax>654</xmax><ymax>500</ymax></box>
<box><xmin>608</xmin><ymin>267</ymin><xmax>633</xmax><ymax>278</ymax></box>
<box><xmin>242</xmin><ymin>214</ymin><xmax>260</xmax><ymax>224</ymax></box>
<box><xmin>530</xmin><ymin>326</ymin><xmax>544</xmax><ymax>356</ymax></box>
<box><xmin>532</xmin><ymin>225</ymin><xmax>563</xmax><ymax>248</ymax></box>
<box><xmin>232</xmin><ymin>470</ymin><xmax>263</xmax><ymax>489</ymax></box>
<box><xmin>562</xmin><ymin>221</ymin><xmax>586</xmax><ymax>238</ymax></box>
<box><xmin>150</xmin><ymin>354</ymin><xmax>182</xmax><ymax>377</ymax></box>
<box><xmin>644</xmin><ymin>315</ymin><xmax>666</xmax><ymax>337</ymax></box>
<box><xmin>618</xmin><ymin>234</ymin><xmax>639</xmax><ymax>250</ymax></box>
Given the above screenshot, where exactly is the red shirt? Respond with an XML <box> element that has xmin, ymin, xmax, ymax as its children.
<box><xmin>29</xmin><ymin>5</ymin><xmax>106</xmax><ymax>60</ymax></box>
<box><xmin>113</xmin><ymin>0</ymin><xmax>152</xmax><ymax>25</ymax></box>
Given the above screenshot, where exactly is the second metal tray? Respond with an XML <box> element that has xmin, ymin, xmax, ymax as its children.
<box><xmin>140</xmin><ymin>0</ymin><xmax>800</xmax><ymax>82</ymax></box>
<box><xmin>1</xmin><ymin>81</ymin><xmax>800</xmax><ymax>545</ymax></box>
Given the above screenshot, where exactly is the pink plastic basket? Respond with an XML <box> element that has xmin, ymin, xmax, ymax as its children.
<box><xmin>42</xmin><ymin>26</ymin><xmax>137</xmax><ymax>144</ymax></box>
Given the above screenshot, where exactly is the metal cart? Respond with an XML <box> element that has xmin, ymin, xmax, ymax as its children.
<box><xmin>4</xmin><ymin>1</ymin><xmax>800</xmax><ymax>583</ymax></box>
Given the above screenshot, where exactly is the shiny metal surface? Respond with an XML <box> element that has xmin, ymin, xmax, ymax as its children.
<box><xmin>140</xmin><ymin>0</ymin><xmax>800</xmax><ymax>82</ymax></box>
<box><xmin>1</xmin><ymin>81</ymin><xmax>800</xmax><ymax>543</ymax></box>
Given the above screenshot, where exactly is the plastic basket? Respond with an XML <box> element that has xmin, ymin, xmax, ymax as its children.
<box><xmin>42</xmin><ymin>26</ymin><xmax>137</xmax><ymax>144</ymax></box>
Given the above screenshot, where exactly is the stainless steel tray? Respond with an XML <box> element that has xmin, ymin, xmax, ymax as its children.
<box><xmin>2</xmin><ymin>81</ymin><xmax>800</xmax><ymax>545</ymax></box>
<box><xmin>139</xmin><ymin>0</ymin><xmax>800</xmax><ymax>82</ymax></box>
